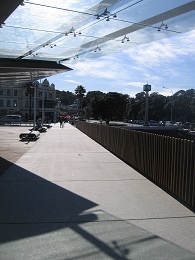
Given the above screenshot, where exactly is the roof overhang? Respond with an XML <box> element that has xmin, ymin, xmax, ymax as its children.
<box><xmin>0</xmin><ymin>0</ymin><xmax>21</xmax><ymax>25</ymax></box>
<box><xmin>0</xmin><ymin>58</ymin><xmax>72</xmax><ymax>87</ymax></box>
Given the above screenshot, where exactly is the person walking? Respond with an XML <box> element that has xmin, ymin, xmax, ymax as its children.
<box><xmin>59</xmin><ymin>116</ymin><xmax>63</xmax><ymax>128</ymax></box>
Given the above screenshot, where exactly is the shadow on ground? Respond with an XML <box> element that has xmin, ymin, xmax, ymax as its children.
<box><xmin>0</xmin><ymin>157</ymin><xmax>13</xmax><ymax>175</ymax></box>
<box><xmin>0</xmin><ymin>160</ymin><xmax>194</xmax><ymax>260</ymax></box>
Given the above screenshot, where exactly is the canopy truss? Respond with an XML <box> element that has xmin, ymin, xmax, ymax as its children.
<box><xmin>0</xmin><ymin>0</ymin><xmax>195</xmax><ymax>86</ymax></box>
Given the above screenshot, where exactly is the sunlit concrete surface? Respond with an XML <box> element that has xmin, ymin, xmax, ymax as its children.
<box><xmin>0</xmin><ymin>126</ymin><xmax>37</xmax><ymax>174</ymax></box>
<box><xmin>0</xmin><ymin>123</ymin><xmax>195</xmax><ymax>259</ymax></box>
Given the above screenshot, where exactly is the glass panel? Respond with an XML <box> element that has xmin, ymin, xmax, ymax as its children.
<box><xmin>0</xmin><ymin>0</ymin><xmax>194</xmax><ymax>63</ymax></box>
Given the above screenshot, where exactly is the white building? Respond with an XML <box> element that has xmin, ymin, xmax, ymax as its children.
<box><xmin>0</xmin><ymin>79</ymin><xmax>56</xmax><ymax>122</ymax></box>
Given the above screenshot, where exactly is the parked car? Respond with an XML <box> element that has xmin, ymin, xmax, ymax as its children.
<box><xmin>149</xmin><ymin>120</ymin><xmax>158</xmax><ymax>126</ymax></box>
<box><xmin>135</xmin><ymin>120</ymin><xmax>144</xmax><ymax>125</ymax></box>
<box><xmin>174</xmin><ymin>122</ymin><xmax>183</xmax><ymax>128</ymax></box>
<box><xmin>158</xmin><ymin>121</ymin><xmax>165</xmax><ymax>127</ymax></box>
<box><xmin>183</xmin><ymin>122</ymin><xmax>191</xmax><ymax>129</ymax></box>
<box><xmin>165</xmin><ymin>121</ymin><xmax>174</xmax><ymax>127</ymax></box>
<box><xmin>183</xmin><ymin>122</ymin><xmax>195</xmax><ymax>130</ymax></box>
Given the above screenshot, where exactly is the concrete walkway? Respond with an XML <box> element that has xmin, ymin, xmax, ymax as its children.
<box><xmin>0</xmin><ymin>123</ymin><xmax>195</xmax><ymax>259</ymax></box>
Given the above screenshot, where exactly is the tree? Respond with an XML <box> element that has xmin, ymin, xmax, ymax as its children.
<box><xmin>190</xmin><ymin>97</ymin><xmax>195</xmax><ymax>122</ymax></box>
<box><xmin>75</xmin><ymin>85</ymin><xmax>86</xmax><ymax>114</ymax></box>
<box><xmin>128</xmin><ymin>92</ymin><xmax>145</xmax><ymax>120</ymax></box>
<box><xmin>56</xmin><ymin>90</ymin><xmax>76</xmax><ymax>105</ymax></box>
<box><xmin>101</xmin><ymin>92</ymin><xmax>129</xmax><ymax>121</ymax></box>
<box><xmin>84</xmin><ymin>91</ymin><xmax>105</xmax><ymax>119</ymax></box>
<box><xmin>126</xmin><ymin>97</ymin><xmax>135</xmax><ymax>119</ymax></box>
<box><xmin>82</xmin><ymin>105</ymin><xmax>92</xmax><ymax>120</ymax></box>
<box><xmin>54</xmin><ymin>87</ymin><xmax>195</xmax><ymax>123</ymax></box>
<box><xmin>148</xmin><ymin>92</ymin><xmax>166</xmax><ymax>121</ymax></box>
<box><xmin>84</xmin><ymin>91</ymin><xmax>105</xmax><ymax>106</ymax></box>
<box><xmin>170</xmin><ymin>89</ymin><xmax>195</xmax><ymax>122</ymax></box>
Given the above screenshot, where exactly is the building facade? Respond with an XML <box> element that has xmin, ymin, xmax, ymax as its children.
<box><xmin>0</xmin><ymin>79</ymin><xmax>56</xmax><ymax>122</ymax></box>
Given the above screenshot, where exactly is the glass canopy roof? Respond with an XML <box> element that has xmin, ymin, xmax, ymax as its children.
<box><xmin>0</xmin><ymin>0</ymin><xmax>195</xmax><ymax>65</ymax></box>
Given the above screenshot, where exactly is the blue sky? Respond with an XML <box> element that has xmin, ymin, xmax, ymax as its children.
<box><xmin>48</xmin><ymin>29</ymin><xmax>195</xmax><ymax>97</ymax></box>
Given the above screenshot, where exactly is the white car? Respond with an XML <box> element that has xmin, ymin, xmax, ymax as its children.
<box><xmin>174</xmin><ymin>122</ymin><xmax>183</xmax><ymax>128</ymax></box>
<box><xmin>165</xmin><ymin>121</ymin><xmax>174</xmax><ymax>127</ymax></box>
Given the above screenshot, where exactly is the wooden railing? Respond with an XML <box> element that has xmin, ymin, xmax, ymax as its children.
<box><xmin>76</xmin><ymin>121</ymin><xmax>195</xmax><ymax>211</ymax></box>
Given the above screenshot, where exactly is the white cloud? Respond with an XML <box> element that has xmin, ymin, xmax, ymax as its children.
<box><xmin>123</xmin><ymin>81</ymin><xmax>145</xmax><ymax>88</ymax></box>
<box><xmin>70</xmin><ymin>29</ymin><xmax>195</xmax><ymax>87</ymax></box>
<box><xmin>63</xmin><ymin>79</ymin><xmax>81</xmax><ymax>84</ymax></box>
<box><xmin>71</xmin><ymin>59</ymin><xmax>129</xmax><ymax>80</ymax></box>
<box><xmin>123</xmin><ymin>30</ymin><xmax>195</xmax><ymax>67</ymax></box>
<box><xmin>51</xmin><ymin>30</ymin><xmax>195</xmax><ymax>96</ymax></box>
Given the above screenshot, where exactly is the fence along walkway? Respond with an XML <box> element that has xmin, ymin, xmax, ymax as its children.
<box><xmin>76</xmin><ymin>122</ymin><xmax>195</xmax><ymax>211</ymax></box>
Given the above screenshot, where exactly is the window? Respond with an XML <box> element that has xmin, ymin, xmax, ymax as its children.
<box><xmin>7</xmin><ymin>89</ymin><xmax>11</xmax><ymax>96</ymax></box>
<box><xmin>25</xmin><ymin>90</ymin><xmax>28</xmax><ymax>96</ymax></box>
<box><xmin>14</xmin><ymin>90</ymin><xmax>18</xmax><ymax>96</ymax></box>
<box><xmin>0</xmin><ymin>90</ymin><xmax>3</xmax><ymax>95</ymax></box>
<box><xmin>49</xmin><ymin>92</ymin><xmax>52</xmax><ymax>99</ymax></box>
<box><xmin>25</xmin><ymin>100</ymin><xmax>28</xmax><ymax>107</ymax></box>
<box><xmin>13</xmin><ymin>100</ymin><xmax>17</xmax><ymax>107</ymax></box>
<box><xmin>39</xmin><ymin>91</ymin><xmax>42</xmax><ymax>98</ymax></box>
<box><xmin>7</xmin><ymin>100</ymin><xmax>11</xmax><ymax>107</ymax></box>
<box><xmin>0</xmin><ymin>100</ymin><xmax>3</xmax><ymax>107</ymax></box>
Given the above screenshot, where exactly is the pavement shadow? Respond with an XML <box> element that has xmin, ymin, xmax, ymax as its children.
<box><xmin>0</xmin><ymin>162</ymin><xmax>98</xmax><ymax>233</ymax></box>
<box><xmin>0</xmin><ymin>162</ymin><xmax>132</xmax><ymax>259</ymax></box>
<box><xmin>0</xmin><ymin>157</ymin><xmax>13</xmax><ymax>175</ymax></box>
<box><xmin>1</xmin><ymin>161</ymin><xmax>194</xmax><ymax>259</ymax></box>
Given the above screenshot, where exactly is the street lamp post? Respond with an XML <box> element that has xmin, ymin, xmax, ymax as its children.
<box><xmin>57</xmin><ymin>99</ymin><xmax>61</xmax><ymax>116</ymax></box>
<box><xmin>163</xmin><ymin>86</ymin><xmax>173</xmax><ymax>121</ymax></box>
<box><xmin>33</xmin><ymin>81</ymin><xmax>37</xmax><ymax>130</ymax></box>
<box><xmin>41</xmin><ymin>79</ymin><xmax>45</xmax><ymax>126</ymax></box>
<box><xmin>143</xmin><ymin>84</ymin><xmax>151</xmax><ymax>126</ymax></box>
